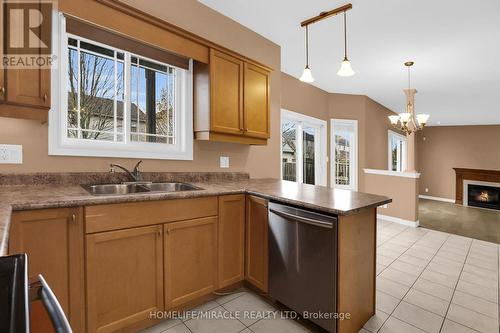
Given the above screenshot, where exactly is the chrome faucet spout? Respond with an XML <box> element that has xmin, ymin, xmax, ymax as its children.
<box><xmin>109</xmin><ymin>162</ymin><xmax>143</xmax><ymax>182</ymax></box>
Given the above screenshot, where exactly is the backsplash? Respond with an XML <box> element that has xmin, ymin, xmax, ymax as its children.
<box><xmin>0</xmin><ymin>172</ymin><xmax>250</xmax><ymax>186</ymax></box>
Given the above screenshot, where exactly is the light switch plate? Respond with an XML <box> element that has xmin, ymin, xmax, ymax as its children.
<box><xmin>220</xmin><ymin>156</ymin><xmax>230</xmax><ymax>168</ymax></box>
<box><xmin>0</xmin><ymin>144</ymin><xmax>23</xmax><ymax>164</ymax></box>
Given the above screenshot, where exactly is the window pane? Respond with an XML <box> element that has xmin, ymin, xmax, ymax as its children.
<box><xmin>335</xmin><ymin>132</ymin><xmax>351</xmax><ymax>186</ymax></box>
<box><xmin>130</xmin><ymin>57</ymin><xmax>176</xmax><ymax>144</ymax></box>
<box><xmin>78</xmin><ymin>50</ymin><xmax>116</xmax><ymax>140</ymax></box>
<box><xmin>303</xmin><ymin>126</ymin><xmax>315</xmax><ymax>185</ymax></box>
<box><xmin>281</xmin><ymin>120</ymin><xmax>297</xmax><ymax>182</ymax></box>
<box><xmin>67</xmin><ymin>48</ymin><xmax>78</xmax><ymax>137</ymax></box>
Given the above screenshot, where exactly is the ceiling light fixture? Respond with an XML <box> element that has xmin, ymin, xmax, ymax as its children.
<box><xmin>300</xmin><ymin>3</ymin><xmax>353</xmax><ymax>83</ymax></box>
<box><xmin>299</xmin><ymin>25</ymin><xmax>314</xmax><ymax>83</ymax></box>
<box><xmin>388</xmin><ymin>61</ymin><xmax>429</xmax><ymax>135</ymax></box>
<box><xmin>337</xmin><ymin>11</ymin><xmax>355</xmax><ymax>77</ymax></box>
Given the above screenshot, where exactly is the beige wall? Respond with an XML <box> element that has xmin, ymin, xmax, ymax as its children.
<box><xmin>280</xmin><ymin>74</ymin><xmax>400</xmax><ymax>191</ymax></box>
<box><xmin>0</xmin><ymin>0</ymin><xmax>281</xmax><ymax>178</ymax></box>
<box><xmin>418</xmin><ymin>125</ymin><xmax>500</xmax><ymax>199</ymax></box>
<box><xmin>365</xmin><ymin>173</ymin><xmax>419</xmax><ymax>222</ymax></box>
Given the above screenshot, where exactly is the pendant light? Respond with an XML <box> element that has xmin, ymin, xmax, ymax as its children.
<box><xmin>337</xmin><ymin>11</ymin><xmax>355</xmax><ymax>77</ymax></box>
<box><xmin>300</xmin><ymin>25</ymin><xmax>315</xmax><ymax>83</ymax></box>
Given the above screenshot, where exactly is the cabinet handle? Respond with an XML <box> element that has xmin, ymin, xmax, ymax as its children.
<box><xmin>43</xmin><ymin>93</ymin><xmax>48</xmax><ymax>102</ymax></box>
<box><xmin>0</xmin><ymin>86</ymin><xmax>5</xmax><ymax>95</ymax></box>
<box><xmin>71</xmin><ymin>214</ymin><xmax>76</xmax><ymax>223</ymax></box>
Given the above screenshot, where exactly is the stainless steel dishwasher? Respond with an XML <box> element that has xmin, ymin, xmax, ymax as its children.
<box><xmin>268</xmin><ymin>202</ymin><xmax>337</xmax><ymax>332</ymax></box>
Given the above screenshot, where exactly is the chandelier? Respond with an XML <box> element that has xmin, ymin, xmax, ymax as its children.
<box><xmin>388</xmin><ymin>61</ymin><xmax>429</xmax><ymax>135</ymax></box>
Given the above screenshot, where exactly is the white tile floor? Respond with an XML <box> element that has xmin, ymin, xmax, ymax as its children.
<box><xmin>142</xmin><ymin>219</ymin><xmax>500</xmax><ymax>333</ymax></box>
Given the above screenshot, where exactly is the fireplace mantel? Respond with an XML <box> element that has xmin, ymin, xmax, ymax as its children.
<box><xmin>454</xmin><ymin>168</ymin><xmax>500</xmax><ymax>205</ymax></box>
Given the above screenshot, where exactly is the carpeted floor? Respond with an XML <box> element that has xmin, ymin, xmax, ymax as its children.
<box><xmin>419</xmin><ymin>199</ymin><xmax>500</xmax><ymax>243</ymax></box>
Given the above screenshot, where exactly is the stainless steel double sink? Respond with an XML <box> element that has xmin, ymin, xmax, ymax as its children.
<box><xmin>82</xmin><ymin>182</ymin><xmax>202</xmax><ymax>195</ymax></box>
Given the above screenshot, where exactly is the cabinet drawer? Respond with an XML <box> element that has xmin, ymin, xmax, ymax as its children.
<box><xmin>85</xmin><ymin>197</ymin><xmax>218</xmax><ymax>233</ymax></box>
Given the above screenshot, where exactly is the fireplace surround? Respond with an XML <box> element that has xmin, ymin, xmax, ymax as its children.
<box><xmin>454</xmin><ymin>168</ymin><xmax>500</xmax><ymax>206</ymax></box>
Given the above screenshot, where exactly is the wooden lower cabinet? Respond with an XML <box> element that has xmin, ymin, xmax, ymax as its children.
<box><xmin>164</xmin><ymin>217</ymin><xmax>218</xmax><ymax>309</ymax></box>
<box><xmin>85</xmin><ymin>225</ymin><xmax>164</xmax><ymax>333</ymax></box>
<box><xmin>245</xmin><ymin>195</ymin><xmax>269</xmax><ymax>292</ymax></box>
<box><xmin>218</xmin><ymin>195</ymin><xmax>245</xmax><ymax>289</ymax></box>
<box><xmin>9</xmin><ymin>208</ymin><xmax>85</xmax><ymax>333</ymax></box>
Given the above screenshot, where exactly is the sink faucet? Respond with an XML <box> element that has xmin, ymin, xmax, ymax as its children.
<box><xmin>110</xmin><ymin>160</ymin><xmax>143</xmax><ymax>182</ymax></box>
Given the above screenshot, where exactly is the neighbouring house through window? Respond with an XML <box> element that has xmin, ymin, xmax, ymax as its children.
<box><xmin>49</xmin><ymin>14</ymin><xmax>193</xmax><ymax>160</ymax></box>
<box><xmin>388</xmin><ymin>130</ymin><xmax>407</xmax><ymax>172</ymax></box>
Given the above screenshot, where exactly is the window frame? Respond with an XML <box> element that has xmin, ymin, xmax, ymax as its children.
<box><xmin>280</xmin><ymin>109</ymin><xmax>327</xmax><ymax>186</ymax></box>
<box><xmin>388</xmin><ymin>130</ymin><xmax>407</xmax><ymax>172</ymax></box>
<box><xmin>330</xmin><ymin>119</ymin><xmax>358</xmax><ymax>191</ymax></box>
<box><xmin>49</xmin><ymin>13</ymin><xmax>193</xmax><ymax>160</ymax></box>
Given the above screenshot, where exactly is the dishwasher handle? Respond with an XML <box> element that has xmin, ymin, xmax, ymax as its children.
<box><xmin>269</xmin><ymin>208</ymin><xmax>334</xmax><ymax>229</ymax></box>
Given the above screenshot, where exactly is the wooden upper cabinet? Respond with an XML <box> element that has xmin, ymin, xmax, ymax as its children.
<box><xmin>245</xmin><ymin>195</ymin><xmax>269</xmax><ymax>293</ymax></box>
<box><xmin>210</xmin><ymin>49</ymin><xmax>244</xmax><ymax>135</ymax></box>
<box><xmin>218</xmin><ymin>195</ymin><xmax>245</xmax><ymax>289</ymax></box>
<box><xmin>9</xmin><ymin>208</ymin><xmax>85</xmax><ymax>333</ymax></box>
<box><xmin>244</xmin><ymin>63</ymin><xmax>270</xmax><ymax>139</ymax></box>
<box><xmin>194</xmin><ymin>48</ymin><xmax>271</xmax><ymax>145</ymax></box>
<box><xmin>86</xmin><ymin>225</ymin><xmax>164</xmax><ymax>332</ymax></box>
<box><xmin>0</xmin><ymin>0</ymin><xmax>51</xmax><ymax>120</ymax></box>
<box><xmin>164</xmin><ymin>217</ymin><xmax>218</xmax><ymax>309</ymax></box>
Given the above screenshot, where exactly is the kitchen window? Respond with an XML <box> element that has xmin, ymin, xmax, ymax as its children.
<box><xmin>280</xmin><ymin>110</ymin><xmax>327</xmax><ymax>186</ymax></box>
<box><xmin>388</xmin><ymin>130</ymin><xmax>407</xmax><ymax>172</ymax></box>
<box><xmin>49</xmin><ymin>14</ymin><xmax>193</xmax><ymax>160</ymax></box>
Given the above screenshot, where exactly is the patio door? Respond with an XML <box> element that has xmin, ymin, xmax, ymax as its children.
<box><xmin>331</xmin><ymin>119</ymin><xmax>358</xmax><ymax>191</ymax></box>
<box><xmin>281</xmin><ymin>110</ymin><xmax>327</xmax><ymax>186</ymax></box>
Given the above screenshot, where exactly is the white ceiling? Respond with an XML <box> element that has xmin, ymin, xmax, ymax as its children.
<box><xmin>200</xmin><ymin>0</ymin><xmax>500</xmax><ymax>126</ymax></box>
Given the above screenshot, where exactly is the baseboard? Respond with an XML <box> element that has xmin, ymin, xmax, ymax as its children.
<box><xmin>377</xmin><ymin>214</ymin><xmax>419</xmax><ymax>228</ymax></box>
<box><xmin>419</xmin><ymin>195</ymin><xmax>455</xmax><ymax>203</ymax></box>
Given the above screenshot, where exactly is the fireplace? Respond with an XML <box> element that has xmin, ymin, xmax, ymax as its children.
<box><xmin>454</xmin><ymin>168</ymin><xmax>500</xmax><ymax>205</ymax></box>
<box><xmin>467</xmin><ymin>184</ymin><xmax>500</xmax><ymax>210</ymax></box>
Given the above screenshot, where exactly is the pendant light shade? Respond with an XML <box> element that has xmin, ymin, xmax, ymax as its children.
<box><xmin>337</xmin><ymin>58</ymin><xmax>355</xmax><ymax>77</ymax></box>
<box><xmin>337</xmin><ymin>11</ymin><xmax>355</xmax><ymax>77</ymax></box>
<box><xmin>300</xmin><ymin>25</ymin><xmax>315</xmax><ymax>83</ymax></box>
<box><xmin>300</xmin><ymin>66</ymin><xmax>315</xmax><ymax>83</ymax></box>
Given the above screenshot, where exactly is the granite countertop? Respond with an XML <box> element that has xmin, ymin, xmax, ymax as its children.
<box><xmin>0</xmin><ymin>178</ymin><xmax>391</xmax><ymax>256</ymax></box>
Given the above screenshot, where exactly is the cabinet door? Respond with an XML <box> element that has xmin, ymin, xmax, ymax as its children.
<box><xmin>245</xmin><ymin>195</ymin><xmax>269</xmax><ymax>292</ymax></box>
<box><xmin>210</xmin><ymin>49</ymin><xmax>244</xmax><ymax>135</ymax></box>
<box><xmin>9</xmin><ymin>208</ymin><xmax>85</xmax><ymax>333</ymax></box>
<box><xmin>218</xmin><ymin>195</ymin><xmax>245</xmax><ymax>289</ymax></box>
<box><xmin>86</xmin><ymin>225</ymin><xmax>164</xmax><ymax>333</ymax></box>
<box><xmin>243</xmin><ymin>63</ymin><xmax>270</xmax><ymax>138</ymax></box>
<box><xmin>4</xmin><ymin>1</ymin><xmax>50</xmax><ymax>108</ymax></box>
<box><xmin>0</xmin><ymin>1</ymin><xmax>4</xmax><ymax>103</ymax></box>
<box><xmin>164</xmin><ymin>217</ymin><xmax>218</xmax><ymax>309</ymax></box>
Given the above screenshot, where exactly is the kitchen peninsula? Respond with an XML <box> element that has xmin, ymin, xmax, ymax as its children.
<box><xmin>0</xmin><ymin>173</ymin><xmax>390</xmax><ymax>333</ymax></box>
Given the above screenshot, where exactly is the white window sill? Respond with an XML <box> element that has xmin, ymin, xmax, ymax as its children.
<box><xmin>364</xmin><ymin>168</ymin><xmax>421</xmax><ymax>179</ymax></box>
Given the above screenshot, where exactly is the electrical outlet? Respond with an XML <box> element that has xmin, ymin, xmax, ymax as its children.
<box><xmin>0</xmin><ymin>145</ymin><xmax>22</xmax><ymax>164</ymax></box>
<box><xmin>425</xmin><ymin>188</ymin><xmax>429</xmax><ymax>193</ymax></box>
<box><xmin>219</xmin><ymin>156</ymin><xmax>230</xmax><ymax>168</ymax></box>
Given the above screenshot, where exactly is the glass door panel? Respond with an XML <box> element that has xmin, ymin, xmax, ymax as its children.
<box><xmin>331</xmin><ymin>120</ymin><xmax>358</xmax><ymax>191</ymax></box>
<box><xmin>303</xmin><ymin>126</ymin><xmax>316</xmax><ymax>185</ymax></box>
<box><xmin>281</xmin><ymin>120</ymin><xmax>298</xmax><ymax>182</ymax></box>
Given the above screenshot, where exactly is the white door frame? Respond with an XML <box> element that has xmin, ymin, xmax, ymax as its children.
<box><xmin>280</xmin><ymin>109</ymin><xmax>327</xmax><ymax>186</ymax></box>
<box><xmin>330</xmin><ymin>119</ymin><xmax>358</xmax><ymax>191</ymax></box>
